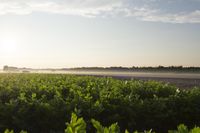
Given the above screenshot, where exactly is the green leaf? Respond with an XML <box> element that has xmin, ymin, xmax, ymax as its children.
<box><xmin>190</xmin><ymin>127</ymin><xmax>200</xmax><ymax>133</ymax></box>
<box><xmin>4</xmin><ymin>129</ymin><xmax>14</xmax><ymax>133</ymax></box>
<box><xmin>91</xmin><ymin>119</ymin><xmax>104</xmax><ymax>133</ymax></box>
<box><xmin>177</xmin><ymin>124</ymin><xmax>189</xmax><ymax>133</ymax></box>
<box><xmin>20</xmin><ymin>131</ymin><xmax>28</xmax><ymax>133</ymax></box>
<box><xmin>65</xmin><ymin>113</ymin><xmax>86</xmax><ymax>133</ymax></box>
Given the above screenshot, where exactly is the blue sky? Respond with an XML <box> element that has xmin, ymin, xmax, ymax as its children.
<box><xmin>0</xmin><ymin>0</ymin><xmax>200</xmax><ymax>68</ymax></box>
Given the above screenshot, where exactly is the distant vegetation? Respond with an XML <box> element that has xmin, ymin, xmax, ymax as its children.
<box><xmin>70</xmin><ymin>66</ymin><xmax>200</xmax><ymax>73</ymax></box>
<box><xmin>0</xmin><ymin>74</ymin><xmax>200</xmax><ymax>133</ymax></box>
<box><xmin>3</xmin><ymin>65</ymin><xmax>200</xmax><ymax>73</ymax></box>
<box><xmin>3</xmin><ymin>65</ymin><xmax>19</xmax><ymax>72</ymax></box>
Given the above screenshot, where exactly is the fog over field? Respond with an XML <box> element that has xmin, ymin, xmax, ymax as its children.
<box><xmin>35</xmin><ymin>71</ymin><xmax>200</xmax><ymax>79</ymax></box>
<box><xmin>1</xmin><ymin>68</ymin><xmax>200</xmax><ymax>88</ymax></box>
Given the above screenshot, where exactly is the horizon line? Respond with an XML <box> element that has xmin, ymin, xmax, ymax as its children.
<box><xmin>2</xmin><ymin>65</ymin><xmax>200</xmax><ymax>70</ymax></box>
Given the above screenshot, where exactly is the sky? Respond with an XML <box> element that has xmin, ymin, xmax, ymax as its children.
<box><xmin>0</xmin><ymin>0</ymin><xmax>200</xmax><ymax>68</ymax></box>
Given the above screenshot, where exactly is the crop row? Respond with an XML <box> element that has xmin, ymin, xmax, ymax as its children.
<box><xmin>0</xmin><ymin>74</ymin><xmax>200</xmax><ymax>133</ymax></box>
<box><xmin>4</xmin><ymin>113</ymin><xmax>200</xmax><ymax>133</ymax></box>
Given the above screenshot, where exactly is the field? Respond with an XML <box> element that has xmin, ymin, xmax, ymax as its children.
<box><xmin>1</xmin><ymin>70</ymin><xmax>200</xmax><ymax>88</ymax></box>
<box><xmin>1</xmin><ymin>73</ymin><xmax>200</xmax><ymax>133</ymax></box>
<box><xmin>65</xmin><ymin>71</ymin><xmax>200</xmax><ymax>89</ymax></box>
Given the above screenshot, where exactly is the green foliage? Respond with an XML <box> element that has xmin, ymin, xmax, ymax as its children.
<box><xmin>190</xmin><ymin>127</ymin><xmax>200</xmax><ymax>133</ymax></box>
<box><xmin>4</xmin><ymin>129</ymin><xmax>27</xmax><ymax>133</ymax></box>
<box><xmin>3</xmin><ymin>113</ymin><xmax>200</xmax><ymax>133</ymax></box>
<box><xmin>65</xmin><ymin>113</ymin><xmax>86</xmax><ymax>133</ymax></box>
<box><xmin>19</xmin><ymin>131</ymin><xmax>28</xmax><ymax>133</ymax></box>
<box><xmin>91</xmin><ymin>119</ymin><xmax>120</xmax><ymax>133</ymax></box>
<box><xmin>4</xmin><ymin>129</ymin><xmax>14</xmax><ymax>133</ymax></box>
<box><xmin>0</xmin><ymin>73</ymin><xmax>200</xmax><ymax>132</ymax></box>
<box><xmin>168</xmin><ymin>124</ymin><xmax>200</xmax><ymax>133</ymax></box>
<box><xmin>176</xmin><ymin>124</ymin><xmax>189</xmax><ymax>133</ymax></box>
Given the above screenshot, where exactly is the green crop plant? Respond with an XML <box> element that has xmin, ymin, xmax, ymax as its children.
<box><xmin>0</xmin><ymin>74</ymin><xmax>200</xmax><ymax>132</ymax></box>
<box><xmin>65</xmin><ymin>113</ymin><xmax>86</xmax><ymax>133</ymax></box>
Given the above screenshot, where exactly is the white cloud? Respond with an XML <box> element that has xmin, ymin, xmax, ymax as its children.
<box><xmin>0</xmin><ymin>0</ymin><xmax>31</xmax><ymax>15</ymax></box>
<box><xmin>26</xmin><ymin>0</ymin><xmax>123</xmax><ymax>17</ymax></box>
<box><xmin>0</xmin><ymin>0</ymin><xmax>200</xmax><ymax>23</ymax></box>
<box><xmin>127</xmin><ymin>9</ymin><xmax>200</xmax><ymax>24</ymax></box>
<box><xmin>0</xmin><ymin>0</ymin><xmax>123</xmax><ymax>17</ymax></box>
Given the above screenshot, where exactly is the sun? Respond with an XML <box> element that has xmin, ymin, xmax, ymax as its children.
<box><xmin>0</xmin><ymin>37</ymin><xmax>18</xmax><ymax>55</ymax></box>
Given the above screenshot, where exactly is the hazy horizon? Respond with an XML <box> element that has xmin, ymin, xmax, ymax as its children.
<box><xmin>0</xmin><ymin>0</ymin><xmax>200</xmax><ymax>68</ymax></box>
<box><xmin>1</xmin><ymin>65</ymin><xmax>200</xmax><ymax>70</ymax></box>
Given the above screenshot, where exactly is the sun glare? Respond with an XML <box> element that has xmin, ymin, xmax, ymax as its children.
<box><xmin>0</xmin><ymin>37</ymin><xmax>18</xmax><ymax>56</ymax></box>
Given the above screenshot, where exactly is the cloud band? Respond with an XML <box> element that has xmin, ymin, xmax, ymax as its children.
<box><xmin>0</xmin><ymin>0</ymin><xmax>200</xmax><ymax>23</ymax></box>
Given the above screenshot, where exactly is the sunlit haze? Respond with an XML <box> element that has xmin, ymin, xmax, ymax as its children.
<box><xmin>0</xmin><ymin>0</ymin><xmax>200</xmax><ymax>68</ymax></box>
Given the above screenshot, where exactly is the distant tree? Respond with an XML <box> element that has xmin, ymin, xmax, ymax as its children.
<box><xmin>3</xmin><ymin>65</ymin><xmax>8</xmax><ymax>71</ymax></box>
<box><xmin>158</xmin><ymin>65</ymin><xmax>164</xmax><ymax>69</ymax></box>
